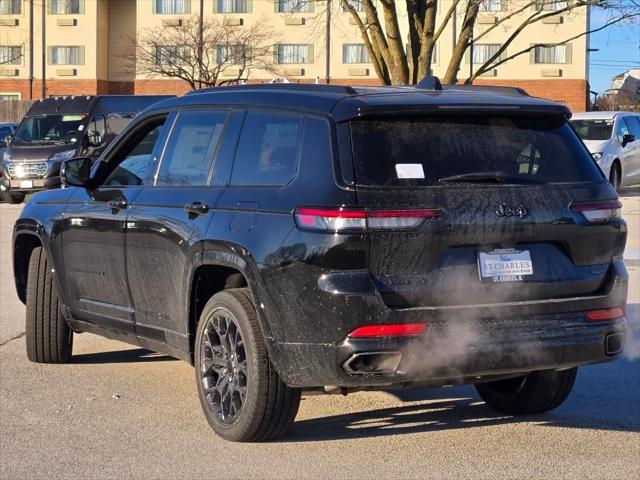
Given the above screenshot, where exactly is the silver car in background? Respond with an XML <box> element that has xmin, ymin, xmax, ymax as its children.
<box><xmin>571</xmin><ymin>111</ymin><xmax>640</xmax><ymax>190</ymax></box>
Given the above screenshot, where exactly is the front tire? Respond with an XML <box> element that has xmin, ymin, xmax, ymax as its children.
<box><xmin>195</xmin><ymin>288</ymin><xmax>301</xmax><ymax>442</ymax></box>
<box><xmin>475</xmin><ymin>368</ymin><xmax>577</xmax><ymax>415</ymax></box>
<box><xmin>609</xmin><ymin>161</ymin><xmax>621</xmax><ymax>191</ymax></box>
<box><xmin>25</xmin><ymin>247</ymin><xmax>73</xmax><ymax>363</ymax></box>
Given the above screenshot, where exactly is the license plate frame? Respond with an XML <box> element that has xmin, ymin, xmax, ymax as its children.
<box><xmin>19</xmin><ymin>180</ymin><xmax>33</xmax><ymax>189</ymax></box>
<box><xmin>478</xmin><ymin>248</ymin><xmax>534</xmax><ymax>283</ymax></box>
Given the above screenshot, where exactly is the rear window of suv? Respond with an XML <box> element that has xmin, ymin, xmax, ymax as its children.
<box><xmin>350</xmin><ymin>115</ymin><xmax>602</xmax><ymax>186</ymax></box>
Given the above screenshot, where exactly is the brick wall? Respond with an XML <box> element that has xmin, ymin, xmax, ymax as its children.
<box><xmin>474</xmin><ymin>78</ymin><xmax>589</xmax><ymax>113</ymax></box>
<box><xmin>2</xmin><ymin>77</ymin><xmax>589</xmax><ymax>113</ymax></box>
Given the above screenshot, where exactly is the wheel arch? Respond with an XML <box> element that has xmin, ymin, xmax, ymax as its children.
<box><xmin>187</xmin><ymin>245</ymin><xmax>273</xmax><ymax>365</ymax></box>
<box><xmin>13</xmin><ymin>221</ymin><xmax>46</xmax><ymax>304</ymax></box>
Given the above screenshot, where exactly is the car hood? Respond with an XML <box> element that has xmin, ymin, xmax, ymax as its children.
<box><xmin>6</xmin><ymin>143</ymin><xmax>78</xmax><ymax>162</ymax></box>
<box><xmin>581</xmin><ymin>140</ymin><xmax>610</xmax><ymax>154</ymax></box>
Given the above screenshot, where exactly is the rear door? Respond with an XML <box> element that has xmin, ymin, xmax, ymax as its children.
<box><xmin>125</xmin><ymin>108</ymin><xmax>232</xmax><ymax>349</ymax></box>
<box><xmin>347</xmin><ymin>114</ymin><xmax>623</xmax><ymax>308</ymax></box>
<box><xmin>620</xmin><ymin>115</ymin><xmax>640</xmax><ymax>184</ymax></box>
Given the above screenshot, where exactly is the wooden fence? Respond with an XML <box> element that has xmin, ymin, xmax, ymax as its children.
<box><xmin>0</xmin><ymin>100</ymin><xmax>36</xmax><ymax>123</ymax></box>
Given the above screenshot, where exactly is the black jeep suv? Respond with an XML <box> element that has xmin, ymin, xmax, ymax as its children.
<box><xmin>13</xmin><ymin>79</ymin><xmax>628</xmax><ymax>442</ymax></box>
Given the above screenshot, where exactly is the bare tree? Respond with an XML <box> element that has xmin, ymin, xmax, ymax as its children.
<box><xmin>129</xmin><ymin>15</ymin><xmax>279</xmax><ymax>89</ymax></box>
<box><xmin>338</xmin><ymin>0</ymin><xmax>640</xmax><ymax>85</ymax></box>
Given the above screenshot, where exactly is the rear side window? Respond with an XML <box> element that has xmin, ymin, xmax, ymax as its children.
<box><xmin>350</xmin><ymin>116</ymin><xmax>603</xmax><ymax>186</ymax></box>
<box><xmin>231</xmin><ymin>111</ymin><xmax>301</xmax><ymax>186</ymax></box>
<box><xmin>156</xmin><ymin>110</ymin><xmax>227</xmax><ymax>186</ymax></box>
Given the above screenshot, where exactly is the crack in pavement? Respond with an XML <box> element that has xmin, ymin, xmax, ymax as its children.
<box><xmin>0</xmin><ymin>331</ymin><xmax>25</xmax><ymax>347</ymax></box>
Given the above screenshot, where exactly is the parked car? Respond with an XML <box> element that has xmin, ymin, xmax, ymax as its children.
<box><xmin>0</xmin><ymin>122</ymin><xmax>18</xmax><ymax>169</ymax></box>
<box><xmin>571</xmin><ymin>111</ymin><xmax>640</xmax><ymax>190</ymax></box>
<box><xmin>13</xmin><ymin>80</ymin><xmax>628</xmax><ymax>442</ymax></box>
<box><xmin>0</xmin><ymin>95</ymin><xmax>173</xmax><ymax>204</ymax></box>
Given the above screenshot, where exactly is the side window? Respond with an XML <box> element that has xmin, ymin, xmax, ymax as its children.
<box><xmin>616</xmin><ymin>118</ymin><xmax>630</xmax><ymax>140</ymax></box>
<box><xmin>156</xmin><ymin>110</ymin><xmax>227</xmax><ymax>186</ymax></box>
<box><xmin>88</xmin><ymin>114</ymin><xmax>107</xmax><ymax>138</ymax></box>
<box><xmin>101</xmin><ymin>117</ymin><xmax>167</xmax><ymax>187</ymax></box>
<box><xmin>231</xmin><ymin>111</ymin><xmax>301</xmax><ymax>186</ymax></box>
<box><xmin>0</xmin><ymin>126</ymin><xmax>11</xmax><ymax>139</ymax></box>
<box><xmin>624</xmin><ymin>116</ymin><xmax>640</xmax><ymax>138</ymax></box>
<box><xmin>106</xmin><ymin>112</ymin><xmax>137</xmax><ymax>142</ymax></box>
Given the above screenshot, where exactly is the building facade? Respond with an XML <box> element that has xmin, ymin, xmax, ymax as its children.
<box><xmin>1</xmin><ymin>0</ymin><xmax>589</xmax><ymax>111</ymax></box>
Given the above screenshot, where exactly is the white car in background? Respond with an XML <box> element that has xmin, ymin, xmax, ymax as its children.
<box><xmin>570</xmin><ymin>111</ymin><xmax>640</xmax><ymax>190</ymax></box>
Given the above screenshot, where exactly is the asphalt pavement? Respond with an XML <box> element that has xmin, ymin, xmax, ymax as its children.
<box><xmin>1</xmin><ymin>194</ymin><xmax>639</xmax><ymax>479</ymax></box>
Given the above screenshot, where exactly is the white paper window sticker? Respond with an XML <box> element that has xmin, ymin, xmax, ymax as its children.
<box><xmin>395</xmin><ymin>163</ymin><xmax>425</xmax><ymax>179</ymax></box>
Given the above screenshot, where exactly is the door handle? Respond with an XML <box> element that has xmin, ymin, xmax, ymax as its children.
<box><xmin>107</xmin><ymin>199</ymin><xmax>128</xmax><ymax>212</ymax></box>
<box><xmin>185</xmin><ymin>201</ymin><xmax>210</xmax><ymax>217</ymax></box>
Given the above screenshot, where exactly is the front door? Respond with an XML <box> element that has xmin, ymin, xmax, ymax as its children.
<box><xmin>125</xmin><ymin>109</ymin><xmax>235</xmax><ymax>351</ymax></box>
<box><xmin>59</xmin><ymin>114</ymin><xmax>170</xmax><ymax>335</ymax></box>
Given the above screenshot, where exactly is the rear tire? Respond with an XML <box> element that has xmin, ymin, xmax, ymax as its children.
<box><xmin>25</xmin><ymin>246</ymin><xmax>73</xmax><ymax>363</ymax></box>
<box><xmin>195</xmin><ymin>288</ymin><xmax>301</xmax><ymax>442</ymax></box>
<box><xmin>609</xmin><ymin>161</ymin><xmax>621</xmax><ymax>191</ymax></box>
<box><xmin>2</xmin><ymin>191</ymin><xmax>25</xmax><ymax>204</ymax></box>
<box><xmin>475</xmin><ymin>368</ymin><xmax>577</xmax><ymax>415</ymax></box>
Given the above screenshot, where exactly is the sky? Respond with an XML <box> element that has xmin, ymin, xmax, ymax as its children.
<box><xmin>589</xmin><ymin>5</ymin><xmax>640</xmax><ymax>94</ymax></box>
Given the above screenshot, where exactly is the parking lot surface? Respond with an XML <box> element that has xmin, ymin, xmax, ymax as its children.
<box><xmin>1</xmin><ymin>194</ymin><xmax>639</xmax><ymax>479</ymax></box>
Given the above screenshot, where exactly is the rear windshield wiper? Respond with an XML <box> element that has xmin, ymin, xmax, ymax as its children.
<box><xmin>438</xmin><ymin>171</ymin><xmax>541</xmax><ymax>185</ymax></box>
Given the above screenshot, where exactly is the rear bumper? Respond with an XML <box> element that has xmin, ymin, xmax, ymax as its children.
<box><xmin>270</xmin><ymin>316</ymin><xmax>627</xmax><ymax>388</ymax></box>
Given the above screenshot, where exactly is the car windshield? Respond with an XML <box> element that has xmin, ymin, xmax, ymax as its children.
<box><xmin>350</xmin><ymin>115</ymin><xmax>603</xmax><ymax>186</ymax></box>
<box><xmin>12</xmin><ymin>114</ymin><xmax>87</xmax><ymax>145</ymax></box>
<box><xmin>570</xmin><ymin>119</ymin><xmax>613</xmax><ymax>141</ymax></box>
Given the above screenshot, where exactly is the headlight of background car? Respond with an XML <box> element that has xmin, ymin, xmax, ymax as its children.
<box><xmin>592</xmin><ymin>152</ymin><xmax>603</xmax><ymax>161</ymax></box>
<box><xmin>48</xmin><ymin>150</ymin><xmax>76</xmax><ymax>162</ymax></box>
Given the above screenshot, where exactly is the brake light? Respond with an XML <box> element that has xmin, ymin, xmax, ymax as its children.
<box><xmin>294</xmin><ymin>207</ymin><xmax>441</xmax><ymax>232</ymax></box>
<box><xmin>571</xmin><ymin>200</ymin><xmax>622</xmax><ymax>223</ymax></box>
<box><xmin>586</xmin><ymin>308</ymin><xmax>625</xmax><ymax>321</ymax></box>
<box><xmin>348</xmin><ymin>323</ymin><xmax>427</xmax><ymax>338</ymax></box>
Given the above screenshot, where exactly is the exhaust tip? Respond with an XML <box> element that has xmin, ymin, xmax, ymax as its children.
<box><xmin>605</xmin><ymin>333</ymin><xmax>625</xmax><ymax>356</ymax></box>
<box><xmin>343</xmin><ymin>352</ymin><xmax>402</xmax><ymax>375</ymax></box>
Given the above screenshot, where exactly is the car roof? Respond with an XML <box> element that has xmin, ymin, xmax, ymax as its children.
<box><xmin>148</xmin><ymin>78</ymin><xmax>571</xmax><ymax>121</ymax></box>
<box><xmin>571</xmin><ymin>111</ymin><xmax>638</xmax><ymax>120</ymax></box>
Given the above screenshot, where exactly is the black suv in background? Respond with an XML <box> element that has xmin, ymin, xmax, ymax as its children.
<box><xmin>1</xmin><ymin>95</ymin><xmax>172</xmax><ymax>203</ymax></box>
<box><xmin>13</xmin><ymin>79</ymin><xmax>628</xmax><ymax>442</ymax></box>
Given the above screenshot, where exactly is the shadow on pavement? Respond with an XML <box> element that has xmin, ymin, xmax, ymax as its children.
<box><xmin>71</xmin><ymin>347</ymin><xmax>177</xmax><ymax>364</ymax></box>
<box><xmin>619</xmin><ymin>187</ymin><xmax>640</xmax><ymax>197</ymax></box>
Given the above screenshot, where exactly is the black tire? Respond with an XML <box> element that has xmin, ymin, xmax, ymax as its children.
<box><xmin>2</xmin><ymin>191</ymin><xmax>25</xmax><ymax>204</ymax></box>
<box><xmin>195</xmin><ymin>288</ymin><xmax>301</xmax><ymax>442</ymax></box>
<box><xmin>609</xmin><ymin>161</ymin><xmax>621</xmax><ymax>191</ymax></box>
<box><xmin>25</xmin><ymin>246</ymin><xmax>73</xmax><ymax>363</ymax></box>
<box><xmin>475</xmin><ymin>368</ymin><xmax>577</xmax><ymax>415</ymax></box>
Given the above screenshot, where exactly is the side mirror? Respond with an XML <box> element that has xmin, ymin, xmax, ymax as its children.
<box><xmin>622</xmin><ymin>133</ymin><xmax>635</xmax><ymax>147</ymax></box>
<box><xmin>61</xmin><ymin>157</ymin><xmax>93</xmax><ymax>188</ymax></box>
<box><xmin>87</xmin><ymin>130</ymin><xmax>104</xmax><ymax>147</ymax></box>
<box><xmin>0</xmin><ymin>135</ymin><xmax>11</xmax><ymax>148</ymax></box>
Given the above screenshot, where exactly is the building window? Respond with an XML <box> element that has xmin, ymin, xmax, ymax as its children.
<box><xmin>534</xmin><ymin>0</ymin><xmax>568</xmax><ymax>11</ymax></box>
<box><xmin>154</xmin><ymin>0</ymin><xmax>190</xmax><ymax>14</ymax></box>
<box><xmin>276</xmin><ymin>44</ymin><xmax>312</xmax><ymax>64</ymax></box>
<box><xmin>343</xmin><ymin>44</ymin><xmax>370</xmax><ymax>64</ymax></box>
<box><xmin>533</xmin><ymin>44</ymin><xmax>570</xmax><ymax>64</ymax></box>
<box><xmin>0</xmin><ymin>46</ymin><xmax>21</xmax><ymax>65</ymax></box>
<box><xmin>155</xmin><ymin>46</ymin><xmax>190</xmax><ymax>65</ymax></box>
<box><xmin>49</xmin><ymin>46</ymin><xmax>84</xmax><ymax>65</ymax></box>
<box><xmin>0</xmin><ymin>0</ymin><xmax>20</xmax><ymax>14</ymax></box>
<box><xmin>343</xmin><ymin>0</ymin><xmax>364</xmax><ymax>11</ymax></box>
<box><xmin>215</xmin><ymin>0</ymin><xmax>248</xmax><ymax>13</ymax></box>
<box><xmin>0</xmin><ymin>93</ymin><xmax>21</xmax><ymax>100</ymax></box>
<box><xmin>215</xmin><ymin>45</ymin><xmax>247</xmax><ymax>64</ymax></box>
<box><xmin>479</xmin><ymin>0</ymin><xmax>504</xmax><ymax>12</ymax></box>
<box><xmin>276</xmin><ymin>0</ymin><xmax>312</xmax><ymax>13</ymax></box>
<box><xmin>49</xmin><ymin>0</ymin><xmax>83</xmax><ymax>15</ymax></box>
<box><xmin>472</xmin><ymin>44</ymin><xmax>501</xmax><ymax>64</ymax></box>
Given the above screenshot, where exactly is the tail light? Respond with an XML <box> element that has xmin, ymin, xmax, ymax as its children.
<box><xmin>294</xmin><ymin>207</ymin><xmax>441</xmax><ymax>232</ymax></box>
<box><xmin>586</xmin><ymin>308</ymin><xmax>624</xmax><ymax>321</ymax></box>
<box><xmin>348</xmin><ymin>323</ymin><xmax>427</xmax><ymax>338</ymax></box>
<box><xmin>571</xmin><ymin>199</ymin><xmax>622</xmax><ymax>223</ymax></box>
